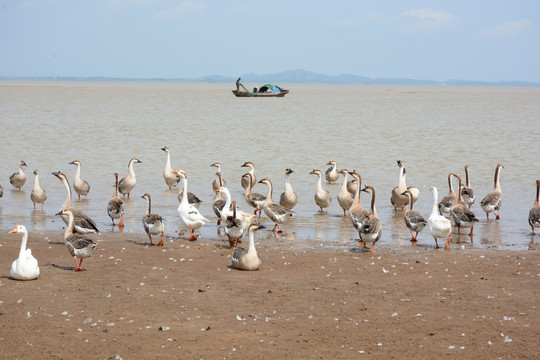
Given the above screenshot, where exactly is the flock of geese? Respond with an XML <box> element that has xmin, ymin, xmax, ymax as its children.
<box><xmin>3</xmin><ymin>150</ymin><xmax>540</xmax><ymax>279</ymax></box>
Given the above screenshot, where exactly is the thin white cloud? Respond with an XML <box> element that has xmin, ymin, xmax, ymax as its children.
<box><xmin>481</xmin><ymin>19</ymin><xmax>533</xmax><ymax>40</ymax></box>
<box><xmin>399</xmin><ymin>8</ymin><xmax>455</xmax><ymax>29</ymax></box>
<box><xmin>155</xmin><ymin>1</ymin><xmax>206</xmax><ymax>21</ymax></box>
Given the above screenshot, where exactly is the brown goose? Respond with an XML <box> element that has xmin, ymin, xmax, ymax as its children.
<box><xmin>118</xmin><ymin>157</ymin><xmax>142</xmax><ymax>198</ymax></box>
<box><xmin>480</xmin><ymin>164</ymin><xmax>504</xmax><ymax>221</ymax></box>
<box><xmin>402</xmin><ymin>189</ymin><xmax>427</xmax><ymax>242</ymax></box>
<box><xmin>438</xmin><ymin>173</ymin><xmax>457</xmax><ymax>216</ymax></box>
<box><xmin>52</xmin><ymin>171</ymin><xmax>100</xmax><ymax>234</ymax></box>
<box><xmin>310</xmin><ymin>169</ymin><xmax>332</xmax><ymax>212</ymax></box>
<box><xmin>259</xmin><ymin>178</ymin><xmax>293</xmax><ymax>233</ymax></box>
<box><xmin>211</xmin><ymin>162</ymin><xmax>227</xmax><ymax>190</ymax></box>
<box><xmin>241</xmin><ymin>161</ymin><xmax>256</xmax><ymax>190</ymax></box>
<box><xmin>348</xmin><ymin>170</ymin><xmax>370</xmax><ymax>235</ymax></box>
<box><xmin>359</xmin><ymin>185</ymin><xmax>382</xmax><ymax>253</ymax></box>
<box><xmin>212</xmin><ymin>172</ymin><xmax>227</xmax><ymax>225</ymax></box>
<box><xmin>325</xmin><ymin>160</ymin><xmax>339</xmax><ymax>184</ymax></box>
<box><xmin>390</xmin><ymin>160</ymin><xmax>408</xmax><ymax>213</ymax></box>
<box><xmin>107</xmin><ymin>173</ymin><xmax>125</xmax><ymax>227</ymax></box>
<box><xmin>528</xmin><ymin>180</ymin><xmax>540</xmax><ymax>235</ymax></box>
<box><xmin>30</xmin><ymin>169</ymin><xmax>47</xmax><ymax>210</ymax></box>
<box><xmin>450</xmin><ymin>175</ymin><xmax>479</xmax><ymax>236</ymax></box>
<box><xmin>9</xmin><ymin>160</ymin><xmax>27</xmax><ymax>191</ymax></box>
<box><xmin>460</xmin><ymin>165</ymin><xmax>475</xmax><ymax>209</ymax></box>
<box><xmin>279</xmin><ymin>168</ymin><xmax>298</xmax><ymax>210</ymax></box>
<box><xmin>56</xmin><ymin>209</ymin><xmax>97</xmax><ymax>272</ymax></box>
<box><xmin>337</xmin><ymin>169</ymin><xmax>354</xmax><ymax>216</ymax></box>
<box><xmin>141</xmin><ymin>193</ymin><xmax>165</xmax><ymax>246</ymax></box>
<box><xmin>244</xmin><ymin>173</ymin><xmax>266</xmax><ymax>216</ymax></box>
<box><xmin>69</xmin><ymin>160</ymin><xmax>90</xmax><ymax>200</ymax></box>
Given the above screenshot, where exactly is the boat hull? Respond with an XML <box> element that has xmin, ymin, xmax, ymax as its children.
<box><xmin>232</xmin><ymin>90</ymin><xmax>289</xmax><ymax>97</ymax></box>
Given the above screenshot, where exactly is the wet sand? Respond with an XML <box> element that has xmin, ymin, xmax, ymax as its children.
<box><xmin>0</xmin><ymin>230</ymin><xmax>538</xmax><ymax>359</ymax></box>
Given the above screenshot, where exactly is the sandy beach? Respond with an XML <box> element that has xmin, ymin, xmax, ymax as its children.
<box><xmin>0</xmin><ymin>229</ymin><xmax>538</xmax><ymax>359</ymax></box>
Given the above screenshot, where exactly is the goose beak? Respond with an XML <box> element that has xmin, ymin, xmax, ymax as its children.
<box><xmin>55</xmin><ymin>210</ymin><xmax>64</xmax><ymax>216</ymax></box>
<box><xmin>9</xmin><ymin>226</ymin><xmax>18</xmax><ymax>234</ymax></box>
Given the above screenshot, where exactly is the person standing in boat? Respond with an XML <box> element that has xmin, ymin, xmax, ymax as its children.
<box><xmin>236</xmin><ymin>77</ymin><xmax>241</xmax><ymax>91</ymax></box>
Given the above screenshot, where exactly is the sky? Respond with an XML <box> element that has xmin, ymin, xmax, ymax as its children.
<box><xmin>1</xmin><ymin>0</ymin><xmax>539</xmax><ymax>82</ymax></box>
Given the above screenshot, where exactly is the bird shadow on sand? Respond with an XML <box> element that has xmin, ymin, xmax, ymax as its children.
<box><xmin>125</xmin><ymin>239</ymin><xmax>151</xmax><ymax>247</ymax></box>
<box><xmin>51</xmin><ymin>263</ymin><xmax>79</xmax><ymax>272</ymax></box>
<box><xmin>47</xmin><ymin>241</ymin><xmax>65</xmax><ymax>246</ymax></box>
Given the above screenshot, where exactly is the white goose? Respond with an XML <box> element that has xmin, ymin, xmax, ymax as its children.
<box><xmin>216</xmin><ymin>185</ymin><xmax>254</xmax><ymax>233</ymax></box>
<box><xmin>118</xmin><ymin>157</ymin><xmax>142</xmax><ymax>198</ymax></box>
<box><xmin>162</xmin><ymin>146</ymin><xmax>180</xmax><ymax>190</ymax></box>
<box><xmin>175</xmin><ymin>170</ymin><xmax>208</xmax><ymax>241</ymax></box>
<box><xmin>460</xmin><ymin>165</ymin><xmax>475</xmax><ymax>209</ymax></box>
<box><xmin>30</xmin><ymin>169</ymin><xmax>47</xmax><ymax>210</ymax></box>
<box><xmin>69</xmin><ymin>160</ymin><xmax>90</xmax><ymax>200</ymax></box>
<box><xmin>310</xmin><ymin>169</ymin><xmax>332</xmax><ymax>212</ymax></box>
<box><xmin>325</xmin><ymin>160</ymin><xmax>339</xmax><ymax>184</ymax></box>
<box><xmin>9</xmin><ymin>160</ymin><xmax>27</xmax><ymax>191</ymax></box>
<box><xmin>390</xmin><ymin>160</ymin><xmax>408</xmax><ymax>213</ymax></box>
<box><xmin>337</xmin><ymin>169</ymin><xmax>354</xmax><ymax>216</ymax></box>
<box><xmin>107</xmin><ymin>173</ymin><xmax>125</xmax><ymax>227</ymax></box>
<box><xmin>359</xmin><ymin>185</ymin><xmax>382</xmax><ymax>253</ymax></box>
<box><xmin>279</xmin><ymin>168</ymin><xmax>298</xmax><ymax>210</ymax></box>
<box><xmin>438</xmin><ymin>172</ymin><xmax>457</xmax><ymax>216</ymax></box>
<box><xmin>428</xmin><ymin>187</ymin><xmax>452</xmax><ymax>249</ymax></box>
<box><xmin>259</xmin><ymin>178</ymin><xmax>294</xmax><ymax>233</ymax></box>
<box><xmin>9</xmin><ymin>225</ymin><xmax>40</xmax><ymax>280</ymax></box>
<box><xmin>480</xmin><ymin>164</ymin><xmax>504</xmax><ymax>221</ymax></box>
<box><xmin>529</xmin><ymin>180</ymin><xmax>540</xmax><ymax>235</ymax></box>
<box><xmin>402</xmin><ymin>189</ymin><xmax>427</xmax><ymax>242</ymax></box>
<box><xmin>241</xmin><ymin>161</ymin><xmax>256</xmax><ymax>190</ymax></box>
<box><xmin>142</xmin><ymin>193</ymin><xmax>165</xmax><ymax>246</ymax></box>
<box><xmin>57</xmin><ymin>209</ymin><xmax>97</xmax><ymax>271</ymax></box>
<box><xmin>244</xmin><ymin>173</ymin><xmax>266</xmax><ymax>216</ymax></box>
<box><xmin>231</xmin><ymin>221</ymin><xmax>264</xmax><ymax>271</ymax></box>
<box><xmin>52</xmin><ymin>171</ymin><xmax>100</xmax><ymax>234</ymax></box>
<box><xmin>211</xmin><ymin>162</ymin><xmax>227</xmax><ymax>190</ymax></box>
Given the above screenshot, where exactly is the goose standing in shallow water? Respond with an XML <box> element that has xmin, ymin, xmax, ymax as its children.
<box><xmin>325</xmin><ymin>160</ymin><xmax>339</xmax><ymax>184</ymax></box>
<box><xmin>231</xmin><ymin>222</ymin><xmax>264</xmax><ymax>271</ymax></box>
<box><xmin>142</xmin><ymin>193</ymin><xmax>165</xmax><ymax>246</ymax></box>
<box><xmin>461</xmin><ymin>165</ymin><xmax>475</xmax><ymax>209</ymax></box>
<box><xmin>337</xmin><ymin>169</ymin><xmax>354</xmax><ymax>216</ymax></box>
<box><xmin>56</xmin><ymin>209</ymin><xmax>97</xmax><ymax>271</ymax></box>
<box><xmin>402</xmin><ymin>189</ymin><xmax>427</xmax><ymax>242</ymax></box>
<box><xmin>450</xmin><ymin>175</ymin><xmax>479</xmax><ymax>236</ymax></box>
<box><xmin>529</xmin><ymin>180</ymin><xmax>540</xmax><ymax>235</ymax></box>
<box><xmin>52</xmin><ymin>171</ymin><xmax>100</xmax><ymax>234</ymax></box>
<box><xmin>162</xmin><ymin>146</ymin><xmax>180</xmax><ymax>190</ymax></box>
<box><xmin>9</xmin><ymin>225</ymin><xmax>40</xmax><ymax>280</ymax></box>
<box><xmin>118</xmin><ymin>157</ymin><xmax>142</xmax><ymax>198</ymax></box>
<box><xmin>244</xmin><ymin>173</ymin><xmax>266</xmax><ymax>216</ymax></box>
<box><xmin>348</xmin><ymin>171</ymin><xmax>370</xmax><ymax>235</ymax></box>
<box><xmin>428</xmin><ymin>187</ymin><xmax>452</xmax><ymax>249</ymax></box>
<box><xmin>225</xmin><ymin>201</ymin><xmax>244</xmax><ymax>248</ymax></box>
<box><xmin>480</xmin><ymin>164</ymin><xmax>504</xmax><ymax>221</ymax></box>
<box><xmin>259</xmin><ymin>178</ymin><xmax>293</xmax><ymax>233</ymax></box>
<box><xmin>359</xmin><ymin>185</ymin><xmax>382</xmax><ymax>253</ymax></box>
<box><xmin>10</xmin><ymin>160</ymin><xmax>27</xmax><ymax>191</ymax></box>
<box><xmin>402</xmin><ymin>168</ymin><xmax>420</xmax><ymax>202</ymax></box>
<box><xmin>310</xmin><ymin>169</ymin><xmax>332</xmax><ymax>212</ymax></box>
<box><xmin>30</xmin><ymin>169</ymin><xmax>47</xmax><ymax>210</ymax></box>
<box><xmin>107</xmin><ymin>173</ymin><xmax>125</xmax><ymax>228</ymax></box>
<box><xmin>69</xmin><ymin>160</ymin><xmax>90</xmax><ymax>200</ymax></box>
<box><xmin>175</xmin><ymin>170</ymin><xmax>208</xmax><ymax>241</ymax></box>
<box><xmin>211</xmin><ymin>162</ymin><xmax>227</xmax><ymax>190</ymax></box>
<box><xmin>212</xmin><ymin>172</ymin><xmax>227</xmax><ymax>225</ymax></box>
<box><xmin>279</xmin><ymin>168</ymin><xmax>298</xmax><ymax>210</ymax></box>
<box><xmin>438</xmin><ymin>173</ymin><xmax>457</xmax><ymax>216</ymax></box>
<box><xmin>241</xmin><ymin>161</ymin><xmax>256</xmax><ymax>190</ymax></box>
<box><xmin>390</xmin><ymin>160</ymin><xmax>408</xmax><ymax>213</ymax></box>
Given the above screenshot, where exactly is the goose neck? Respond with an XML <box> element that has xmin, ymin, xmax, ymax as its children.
<box><xmin>18</xmin><ymin>229</ymin><xmax>28</xmax><ymax>259</ymax></box>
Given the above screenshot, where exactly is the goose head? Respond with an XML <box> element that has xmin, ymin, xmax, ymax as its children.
<box><xmin>69</xmin><ymin>160</ymin><xmax>81</xmax><ymax>166</ymax></box>
<box><xmin>9</xmin><ymin>225</ymin><xmax>26</xmax><ymax>234</ymax></box>
<box><xmin>161</xmin><ymin>146</ymin><xmax>170</xmax><ymax>153</ymax></box>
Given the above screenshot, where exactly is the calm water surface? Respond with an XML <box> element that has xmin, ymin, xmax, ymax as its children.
<box><xmin>1</xmin><ymin>82</ymin><xmax>539</xmax><ymax>251</ymax></box>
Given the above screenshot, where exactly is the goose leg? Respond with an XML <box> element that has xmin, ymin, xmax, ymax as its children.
<box><xmin>157</xmin><ymin>231</ymin><xmax>164</xmax><ymax>246</ymax></box>
<box><xmin>188</xmin><ymin>226</ymin><xmax>197</xmax><ymax>241</ymax></box>
<box><xmin>370</xmin><ymin>243</ymin><xmax>376</xmax><ymax>253</ymax></box>
<box><xmin>445</xmin><ymin>233</ymin><xmax>452</xmax><ymax>249</ymax></box>
<box><xmin>434</xmin><ymin>237</ymin><xmax>440</xmax><ymax>249</ymax></box>
<box><xmin>73</xmin><ymin>256</ymin><xmax>83</xmax><ymax>271</ymax></box>
<box><xmin>495</xmin><ymin>212</ymin><xmax>500</xmax><ymax>220</ymax></box>
<box><xmin>148</xmin><ymin>234</ymin><xmax>154</xmax><ymax>246</ymax></box>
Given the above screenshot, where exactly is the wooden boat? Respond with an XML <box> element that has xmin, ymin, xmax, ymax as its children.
<box><xmin>232</xmin><ymin>83</ymin><xmax>289</xmax><ymax>97</ymax></box>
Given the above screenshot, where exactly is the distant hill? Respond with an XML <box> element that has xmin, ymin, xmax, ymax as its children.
<box><xmin>1</xmin><ymin>69</ymin><xmax>539</xmax><ymax>86</ymax></box>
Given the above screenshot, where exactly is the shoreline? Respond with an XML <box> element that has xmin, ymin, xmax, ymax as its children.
<box><xmin>1</xmin><ymin>230</ymin><xmax>538</xmax><ymax>359</ymax></box>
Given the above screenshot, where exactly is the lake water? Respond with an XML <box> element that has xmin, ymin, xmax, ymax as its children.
<box><xmin>1</xmin><ymin>81</ymin><xmax>539</xmax><ymax>251</ymax></box>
